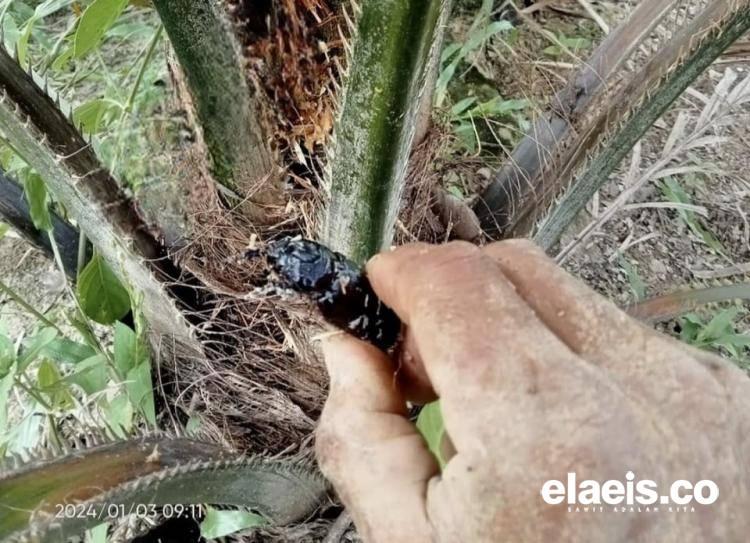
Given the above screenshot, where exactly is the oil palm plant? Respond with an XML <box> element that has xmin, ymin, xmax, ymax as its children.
<box><xmin>0</xmin><ymin>0</ymin><xmax>748</xmax><ymax>540</ymax></box>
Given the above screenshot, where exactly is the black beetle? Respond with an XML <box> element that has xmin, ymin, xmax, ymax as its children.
<box><xmin>263</xmin><ymin>237</ymin><xmax>401</xmax><ymax>352</ymax></box>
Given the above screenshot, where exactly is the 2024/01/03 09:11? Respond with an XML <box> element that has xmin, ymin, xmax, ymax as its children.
<box><xmin>54</xmin><ymin>502</ymin><xmax>205</xmax><ymax>520</ymax></box>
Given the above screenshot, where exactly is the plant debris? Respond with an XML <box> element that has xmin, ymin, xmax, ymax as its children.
<box><xmin>229</xmin><ymin>0</ymin><xmax>343</xmax><ymax>156</ymax></box>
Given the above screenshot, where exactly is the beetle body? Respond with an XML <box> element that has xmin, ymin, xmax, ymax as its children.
<box><xmin>265</xmin><ymin>238</ymin><xmax>401</xmax><ymax>352</ymax></box>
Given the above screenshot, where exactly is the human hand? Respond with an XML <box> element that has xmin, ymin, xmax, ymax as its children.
<box><xmin>315</xmin><ymin>240</ymin><xmax>750</xmax><ymax>543</ymax></box>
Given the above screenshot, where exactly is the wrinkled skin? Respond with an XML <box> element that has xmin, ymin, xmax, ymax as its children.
<box><xmin>315</xmin><ymin>240</ymin><xmax>750</xmax><ymax>543</ymax></box>
<box><xmin>265</xmin><ymin>237</ymin><xmax>401</xmax><ymax>351</ymax></box>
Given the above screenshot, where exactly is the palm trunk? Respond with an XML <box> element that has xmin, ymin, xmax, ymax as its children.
<box><xmin>323</xmin><ymin>0</ymin><xmax>451</xmax><ymax>263</ymax></box>
<box><xmin>152</xmin><ymin>0</ymin><xmax>281</xmax><ymax>211</ymax></box>
<box><xmin>532</xmin><ymin>1</ymin><xmax>750</xmax><ymax>250</ymax></box>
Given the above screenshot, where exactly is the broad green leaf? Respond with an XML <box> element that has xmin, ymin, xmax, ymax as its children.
<box><xmin>4</xmin><ymin>400</ymin><xmax>44</xmax><ymax>453</ymax></box>
<box><xmin>0</xmin><ymin>222</ymin><xmax>10</xmax><ymax>239</ymax></box>
<box><xmin>200</xmin><ymin>507</ymin><xmax>266</xmax><ymax>539</ymax></box>
<box><xmin>17</xmin><ymin>0</ymin><xmax>74</xmax><ymax>65</ymax></box>
<box><xmin>41</xmin><ymin>338</ymin><xmax>97</xmax><ymax>365</ymax></box>
<box><xmin>440</xmin><ymin>42</ymin><xmax>462</xmax><ymax>63</ymax></box>
<box><xmin>0</xmin><ymin>333</ymin><xmax>15</xmax><ymax>377</ymax></box>
<box><xmin>18</xmin><ymin>328</ymin><xmax>58</xmax><ymax>372</ymax></box>
<box><xmin>716</xmin><ymin>334</ymin><xmax>750</xmax><ymax>348</ymax></box>
<box><xmin>113</xmin><ymin>321</ymin><xmax>142</xmax><ymax>376</ymax></box>
<box><xmin>126</xmin><ymin>362</ymin><xmax>154</xmax><ymax>425</ymax></box>
<box><xmin>679</xmin><ymin>313</ymin><xmax>704</xmax><ymax>343</ymax></box>
<box><xmin>108</xmin><ymin>21</ymin><xmax>154</xmax><ymax>40</ymax></box>
<box><xmin>17</xmin><ymin>21</ymin><xmax>34</xmax><ymax>66</ymax></box>
<box><xmin>4</xmin><ymin>153</ymin><xmax>28</xmax><ymax>175</ymax></box>
<box><xmin>460</xmin><ymin>20</ymin><xmax>513</xmax><ymax>53</ymax></box>
<box><xmin>51</xmin><ymin>47</ymin><xmax>74</xmax><ymax>71</ymax></box>
<box><xmin>435</xmin><ymin>62</ymin><xmax>458</xmax><ymax>106</ymax></box>
<box><xmin>77</xmin><ymin>254</ymin><xmax>131</xmax><ymax>324</ymax></box>
<box><xmin>23</xmin><ymin>173</ymin><xmax>52</xmax><ymax>231</ymax></box>
<box><xmin>34</xmin><ymin>0</ymin><xmax>75</xmax><ymax>19</ymax></box>
<box><xmin>0</xmin><ymin>362</ymin><xmax>16</xmax><ymax>433</ymax></box>
<box><xmin>447</xmin><ymin>184</ymin><xmax>465</xmax><ymax>199</ymax></box>
<box><xmin>416</xmin><ymin>401</ymin><xmax>447</xmax><ymax>469</ymax></box>
<box><xmin>37</xmin><ymin>359</ymin><xmax>61</xmax><ymax>388</ymax></box>
<box><xmin>436</xmin><ymin>20</ymin><xmax>512</xmax><ymax>106</ymax></box>
<box><xmin>450</xmin><ymin>96</ymin><xmax>477</xmax><ymax>117</ymax></box>
<box><xmin>74</xmin><ymin>0</ymin><xmax>130</xmax><ymax>58</ymax></box>
<box><xmin>453</xmin><ymin>122</ymin><xmax>478</xmax><ymax>153</ymax></box>
<box><xmin>37</xmin><ymin>359</ymin><xmax>74</xmax><ymax>408</ymax></box>
<box><xmin>85</xmin><ymin>523</ymin><xmax>109</xmax><ymax>543</ymax></box>
<box><xmin>73</xmin><ymin>99</ymin><xmax>121</xmax><ymax>134</ymax></box>
<box><xmin>0</xmin><ymin>146</ymin><xmax>14</xmax><ymax>170</ymax></box>
<box><xmin>1</xmin><ymin>15</ymin><xmax>19</xmax><ymax>56</ymax></box>
<box><xmin>699</xmin><ymin>308</ymin><xmax>742</xmax><ymax>343</ymax></box>
<box><xmin>678</xmin><ymin>308</ymin><xmax>748</xmax><ymax>365</ymax></box>
<box><xmin>67</xmin><ymin>354</ymin><xmax>108</xmax><ymax>394</ymax></box>
<box><xmin>103</xmin><ymin>393</ymin><xmax>133</xmax><ymax>437</ymax></box>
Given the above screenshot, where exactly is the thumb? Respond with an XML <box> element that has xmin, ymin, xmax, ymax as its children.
<box><xmin>316</xmin><ymin>333</ymin><xmax>437</xmax><ymax>543</ymax></box>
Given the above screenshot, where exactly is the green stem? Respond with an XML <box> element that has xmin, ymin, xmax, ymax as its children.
<box><xmin>125</xmin><ymin>24</ymin><xmax>163</xmax><ymax>114</ymax></box>
<box><xmin>110</xmin><ymin>24</ymin><xmax>163</xmax><ymax>175</ymax></box>
<box><xmin>47</xmin><ymin>233</ymin><xmax>117</xmax><ymax>375</ymax></box>
<box><xmin>324</xmin><ymin>0</ymin><xmax>450</xmax><ymax>263</ymax></box>
<box><xmin>0</xmin><ymin>278</ymin><xmax>61</xmax><ymax>333</ymax></box>
<box><xmin>14</xmin><ymin>375</ymin><xmax>53</xmax><ymax>411</ymax></box>
<box><xmin>76</xmin><ymin>229</ymin><xmax>87</xmax><ymax>277</ymax></box>
<box><xmin>151</xmin><ymin>0</ymin><xmax>276</xmax><ymax>199</ymax></box>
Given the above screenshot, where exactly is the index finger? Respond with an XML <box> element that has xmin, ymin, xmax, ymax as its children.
<box><xmin>366</xmin><ymin>242</ymin><xmax>575</xmax><ymax>404</ymax></box>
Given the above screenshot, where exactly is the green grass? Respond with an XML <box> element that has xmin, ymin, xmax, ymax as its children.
<box><xmin>660</xmin><ymin>175</ymin><xmax>727</xmax><ymax>257</ymax></box>
<box><xmin>435</xmin><ymin>0</ymin><xmax>530</xmax><ymax>154</ymax></box>
<box><xmin>0</xmin><ymin>0</ymin><xmax>164</xmax><ymax>458</ymax></box>
<box><xmin>679</xmin><ymin>307</ymin><xmax>750</xmax><ymax>369</ymax></box>
<box><xmin>1</xmin><ymin>1</ymin><xmax>178</xmax><ymax>192</ymax></box>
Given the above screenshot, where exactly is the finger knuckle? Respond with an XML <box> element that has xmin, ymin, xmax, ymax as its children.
<box><xmin>314</xmin><ymin>416</ymin><xmax>347</xmax><ymax>478</ymax></box>
<box><xmin>416</xmin><ymin>242</ymin><xmax>482</xmax><ymax>284</ymax></box>
<box><xmin>489</xmin><ymin>238</ymin><xmax>542</xmax><ymax>256</ymax></box>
